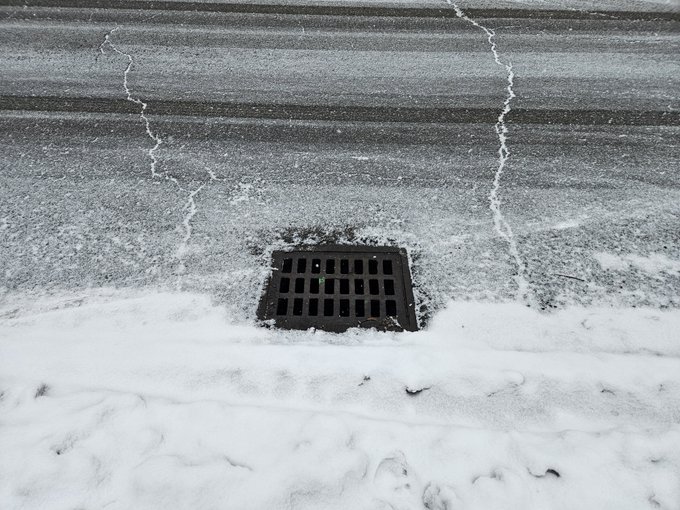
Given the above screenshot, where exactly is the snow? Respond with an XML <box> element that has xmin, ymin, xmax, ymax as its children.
<box><xmin>1</xmin><ymin>290</ymin><xmax>679</xmax><ymax>509</ymax></box>
<box><xmin>595</xmin><ymin>252</ymin><xmax>680</xmax><ymax>277</ymax></box>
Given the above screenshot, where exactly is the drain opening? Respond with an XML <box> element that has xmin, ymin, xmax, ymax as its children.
<box><xmin>258</xmin><ymin>245</ymin><xmax>417</xmax><ymax>332</ymax></box>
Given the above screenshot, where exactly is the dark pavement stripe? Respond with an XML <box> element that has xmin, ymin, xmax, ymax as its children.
<box><xmin>1</xmin><ymin>95</ymin><xmax>678</xmax><ymax>126</ymax></box>
<box><xmin>0</xmin><ymin>0</ymin><xmax>678</xmax><ymax>21</ymax></box>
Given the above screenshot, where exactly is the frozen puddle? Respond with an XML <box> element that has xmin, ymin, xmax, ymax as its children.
<box><xmin>1</xmin><ymin>291</ymin><xmax>679</xmax><ymax>509</ymax></box>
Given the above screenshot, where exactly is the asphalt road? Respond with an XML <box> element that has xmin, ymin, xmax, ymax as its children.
<box><xmin>1</xmin><ymin>1</ymin><xmax>679</xmax><ymax>321</ymax></box>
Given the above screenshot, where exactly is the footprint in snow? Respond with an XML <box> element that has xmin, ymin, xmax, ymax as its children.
<box><xmin>374</xmin><ymin>450</ymin><xmax>420</xmax><ymax>505</ymax></box>
<box><xmin>422</xmin><ymin>482</ymin><xmax>459</xmax><ymax>510</ymax></box>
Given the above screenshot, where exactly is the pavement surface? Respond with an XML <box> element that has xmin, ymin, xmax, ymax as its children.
<box><xmin>1</xmin><ymin>0</ymin><xmax>679</xmax><ymax>321</ymax></box>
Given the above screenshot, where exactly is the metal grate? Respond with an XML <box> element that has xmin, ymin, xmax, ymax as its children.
<box><xmin>258</xmin><ymin>245</ymin><xmax>418</xmax><ymax>332</ymax></box>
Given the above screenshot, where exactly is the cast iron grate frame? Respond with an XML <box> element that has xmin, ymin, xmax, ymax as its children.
<box><xmin>258</xmin><ymin>245</ymin><xmax>418</xmax><ymax>332</ymax></box>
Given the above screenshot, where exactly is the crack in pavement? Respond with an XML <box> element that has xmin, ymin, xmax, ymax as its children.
<box><xmin>175</xmin><ymin>183</ymin><xmax>205</xmax><ymax>288</ymax></box>
<box><xmin>449</xmin><ymin>2</ymin><xmax>531</xmax><ymax>304</ymax></box>
<box><xmin>98</xmin><ymin>27</ymin><xmax>209</xmax><ymax>289</ymax></box>
<box><xmin>98</xmin><ymin>27</ymin><xmax>168</xmax><ymax>183</ymax></box>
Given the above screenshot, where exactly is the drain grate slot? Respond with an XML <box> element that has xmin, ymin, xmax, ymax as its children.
<box><xmin>258</xmin><ymin>245</ymin><xmax>417</xmax><ymax>332</ymax></box>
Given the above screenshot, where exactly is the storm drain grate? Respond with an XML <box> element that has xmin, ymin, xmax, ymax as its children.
<box><xmin>258</xmin><ymin>246</ymin><xmax>418</xmax><ymax>332</ymax></box>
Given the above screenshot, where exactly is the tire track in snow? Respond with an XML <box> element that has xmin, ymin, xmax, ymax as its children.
<box><xmin>99</xmin><ymin>27</ymin><xmax>207</xmax><ymax>289</ymax></box>
<box><xmin>449</xmin><ymin>2</ymin><xmax>530</xmax><ymax>303</ymax></box>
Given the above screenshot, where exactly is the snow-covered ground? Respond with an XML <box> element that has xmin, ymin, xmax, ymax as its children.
<box><xmin>1</xmin><ymin>290</ymin><xmax>679</xmax><ymax>509</ymax></box>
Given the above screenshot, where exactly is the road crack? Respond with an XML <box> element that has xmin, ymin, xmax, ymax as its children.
<box><xmin>175</xmin><ymin>183</ymin><xmax>205</xmax><ymax>287</ymax></box>
<box><xmin>98</xmin><ymin>27</ymin><xmax>209</xmax><ymax>289</ymax></box>
<box><xmin>99</xmin><ymin>27</ymin><xmax>168</xmax><ymax>183</ymax></box>
<box><xmin>449</xmin><ymin>2</ymin><xmax>531</xmax><ymax>303</ymax></box>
